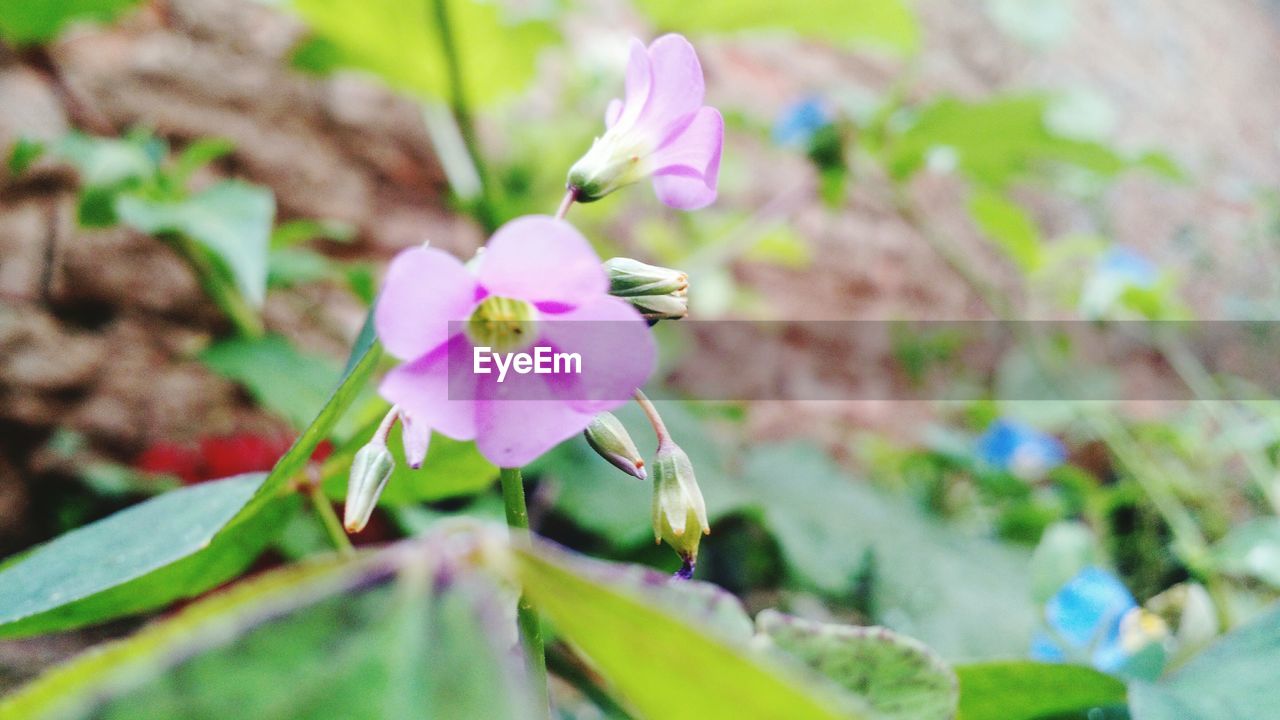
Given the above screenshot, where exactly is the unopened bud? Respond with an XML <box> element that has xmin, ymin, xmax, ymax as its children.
<box><xmin>567</xmin><ymin>133</ymin><xmax>651</xmax><ymax>203</ymax></box>
<box><xmin>651</xmin><ymin>439</ymin><xmax>710</xmax><ymax>577</ymax></box>
<box><xmin>605</xmin><ymin>258</ymin><xmax>689</xmax><ymax>321</ymax></box>
<box><xmin>343</xmin><ymin>441</ymin><xmax>395</xmax><ymax>533</ymax></box>
<box><xmin>584</xmin><ymin>412</ymin><xmax>646</xmax><ymax>480</ymax></box>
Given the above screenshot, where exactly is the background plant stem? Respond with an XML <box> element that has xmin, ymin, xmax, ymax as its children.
<box><xmin>168</xmin><ymin>232</ymin><xmax>265</xmax><ymax>338</ymax></box>
<box><xmin>305</xmin><ymin>481</ymin><xmax>354</xmax><ymax>556</ymax></box>
<box><xmin>499</xmin><ymin>466</ymin><xmax>550</xmax><ymax>715</ymax></box>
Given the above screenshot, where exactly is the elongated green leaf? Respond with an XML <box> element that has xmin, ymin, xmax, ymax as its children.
<box><xmin>0</xmin><ymin>540</ymin><xmax>537</xmax><ymax>720</ymax></box>
<box><xmin>200</xmin><ymin>335</ymin><xmax>342</xmax><ymax>430</ymax></box>
<box><xmin>290</xmin><ymin>0</ymin><xmax>558</xmax><ymax>106</ymax></box>
<box><xmin>236</xmin><ymin>330</ymin><xmax>382</xmax><ymax>520</ymax></box>
<box><xmin>514</xmin><ymin>538</ymin><xmax>869</xmax><ymax>720</ymax></box>
<box><xmin>634</xmin><ymin>0</ymin><xmax>919</xmax><ymax>52</ymax></box>
<box><xmin>1129</xmin><ymin>603</ymin><xmax>1280</xmax><ymax>720</ymax></box>
<box><xmin>0</xmin><ymin>474</ymin><xmax>290</xmax><ymax>639</ymax></box>
<box><xmin>0</xmin><ymin>0</ymin><xmax>142</xmax><ymax>45</ymax></box>
<box><xmin>116</xmin><ymin>181</ymin><xmax>274</xmax><ymax>307</ymax></box>
<box><xmin>1211</xmin><ymin>518</ymin><xmax>1280</xmax><ymax>588</ymax></box>
<box><xmin>757</xmin><ymin>610</ymin><xmax>958</xmax><ymax>720</ymax></box>
<box><xmin>955</xmin><ymin>661</ymin><xmax>1127</xmax><ymax>720</ymax></box>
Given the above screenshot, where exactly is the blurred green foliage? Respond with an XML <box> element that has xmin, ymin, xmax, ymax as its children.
<box><xmin>0</xmin><ymin>0</ymin><xmax>141</xmax><ymax>45</ymax></box>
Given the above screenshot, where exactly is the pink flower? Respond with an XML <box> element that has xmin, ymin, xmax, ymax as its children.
<box><xmin>568</xmin><ymin>34</ymin><xmax>724</xmax><ymax>210</ymax></box>
<box><xmin>376</xmin><ymin>216</ymin><xmax>656</xmax><ymax>467</ymax></box>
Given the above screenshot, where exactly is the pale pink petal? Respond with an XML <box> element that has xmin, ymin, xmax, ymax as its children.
<box><xmin>475</xmin><ymin>216</ymin><xmax>606</xmax><ymax>307</ymax></box>
<box><xmin>537</xmin><ymin>296</ymin><xmax>656</xmax><ymax>413</ymax></box>
<box><xmin>379</xmin><ymin>336</ymin><xmax>477</xmax><ymax>442</ymax></box>
<box><xmin>475</xmin><ymin>393</ymin><xmax>596</xmax><ymax>467</ymax></box>
<box><xmin>399</xmin><ymin>410</ymin><xmax>431</xmax><ymax>469</ymax></box>
<box><xmin>613</xmin><ymin>39</ymin><xmax>652</xmax><ymax>133</ymax></box>
<box><xmin>374</xmin><ymin>247</ymin><xmax>477</xmax><ymax>361</ymax></box>
<box><xmin>633</xmin><ymin>34</ymin><xmax>705</xmax><ymax>141</ymax></box>
<box><xmin>605</xmin><ymin>98</ymin><xmax>624</xmax><ymax>129</ymax></box>
<box><xmin>651</xmin><ymin>107</ymin><xmax>723</xmax><ymax>210</ymax></box>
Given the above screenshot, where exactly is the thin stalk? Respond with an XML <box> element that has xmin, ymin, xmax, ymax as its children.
<box><xmin>429</xmin><ymin>0</ymin><xmax>499</xmax><ymax>232</ymax></box>
<box><xmin>306</xmin><ymin>480</ymin><xmax>355</xmax><ymax>556</ymax></box>
<box><xmin>632</xmin><ymin>389</ymin><xmax>672</xmax><ymax>445</ymax></box>
<box><xmin>168</xmin><ymin>232</ymin><xmax>264</xmax><ymax>338</ymax></box>
<box><xmin>555</xmin><ymin>187</ymin><xmax>578</xmax><ymax>220</ymax></box>
<box><xmin>499</xmin><ymin>466</ymin><xmax>550</xmax><ymax>715</ymax></box>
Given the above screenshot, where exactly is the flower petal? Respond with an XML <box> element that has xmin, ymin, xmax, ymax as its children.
<box><xmin>633</xmin><ymin>34</ymin><xmax>705</xmax><ymax>140</ymax></box>
<box><xmin>612</xmin><ymin>39</ymin><xmax>652</xmax><ymax>133</ymax></box>
<box><xmin>475</xmin><ymin>215</ymin><xmax>606</xmax><ymax>307</ymax></box>
<box><xmin>375</xmin><ymin>246</ymin><xmax>477</xmax><ymax>360</ymax></box>
<box><xmin>379</xmin><ymin>336</ymin><xmax>477</xmax><ymax>442</ymax></box>
<box><xmin>651</xmin><ymin>107</ymin><xmax>722</xmax><ymax>210</ymax></box>
<box><xmin>605</xmin><ymin>98</ymin><xmax>624</xmax><ymax>129</ymax></box>
<box><xmin>475</xmin><ymin>392</ymin><xmax>595</xmax><ymax>467</ymax></box>
<box><xmin>399</xmin><ymin>410</ymin><xmax>431</xmax><ymax>469</ymax></box>
<box><xmin>538</xmin><ymin>295</ymin><xmax>656</xmax><ymax>413</ymax></box>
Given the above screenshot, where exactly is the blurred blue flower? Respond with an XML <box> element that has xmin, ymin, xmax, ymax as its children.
<box><xmin>1031</xmin><ymin>566</ymin><xmax>1165</xmax><ymax>674</ymax></box>
<box><xmin>772</xmin><ymin>97</ymin><xmax>834</xmax><ymax>148</ymax></box>
<box><xmin>1079</xmin><ymin>246</ymin><xmax>1158</xmax><ymax>319</ymax></box>
<box><xmin>976</xmin><ymin>419</ymin><xmax>1067</xmax><ymax>480</ymax></box>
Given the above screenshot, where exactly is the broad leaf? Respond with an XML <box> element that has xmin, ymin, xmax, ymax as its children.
<box><xmin>290</xmin><ymin>0</ymin><xmax>558</xmax><ymax>106</ymax></box>
<box><xmin>634</xmin><ymin>0</ymin><xmax>919</xmax><ymax>53</ymax></box>
<box><xmin>756</xmin><ymin>610</ymin><xmax>958</xmax><ymax>720</ymax></box>
<box><xmin>1211</xmin><ymin>518</ymin><xmax>1280</xmax><ymax>588</ymax></box>
<box><xmin>0</xmin><ymin>0</ymin><xmax>142</xmax><ymax>45</ymax></box>
<box><xmin>200</xmin><ymin>335</ymin><xmax>342</xmax><ymax>430</ymax></box>
<box><xmin>738</xmin><ymin>443</ymin><xmax>1038</xmax><ymax>659</ymax></box>
<box><xmin>955</xmin><ymin>661</ymin><xmax>1127</xmax><ymax>720</ymax></box>
<box><xmin>116</xmin><ymin>181</ymin><xmax>274</xmax><ymax>307</ymax></box>
<box><xmin>1129</xmin><ymin>603</ymin><xmax>1280</xmax><ymax>720</ymax></box>
<box><xmin>0</xmin><ymin>540</ymin><xmax>537</xmax><ymax>720</ymax></box>
<box><xmin>514</xmin><ymin>538</ymin><xmax>869</xmax><ymax>720</ymax></box>
<box><xmin>0</xmin><ymin>474</ymin><xmax>291</xmax><ymax>639</ymax></box>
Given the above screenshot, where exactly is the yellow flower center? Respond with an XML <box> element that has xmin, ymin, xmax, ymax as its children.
<box><xmin>466</xmin><ymin>296</ymin><xmax>539</xmax><ymax>353</ymax></box>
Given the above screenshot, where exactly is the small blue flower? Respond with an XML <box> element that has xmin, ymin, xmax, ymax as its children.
<box><xmin>772</xmin><ymin>97</ymin><xmax>834</xmax><ymax>149</ymax></box>
<box><xmin>1080</xmin><ymin>246</ymin><xmax>1159</xmax><ymax>319</ymax></box>
<box><xmin>1031</xmin><ymin>566</ymin><xmax>1160</xmax><ymax>674</ymax></box>
<box><xmin>976</xmin><ymin>419</ymin><xmax>1067</xmax><ymax>480</ymax></box>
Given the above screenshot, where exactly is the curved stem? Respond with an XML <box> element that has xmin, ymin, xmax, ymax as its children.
<box><xmin>499</xmin><ymin>466</ymin><xmax>549</xmax><ymax>715</ymax></box>
<box><xmin>306</xmin><ymin>480</ymin><xmax>355</xmax><ymax>556</ymax></box>
<box><xmin>632</xmin><ymin>389</ymin><xmax>671</xmax><ymax>446</ymax></box>
<box><xmin>169</xmin><ymin>232</ymin><xmax>264</xmax><ymax>338</ymax></box>
<box><xmin>555</xmin><ymin>187</ymin><xmax>578</xmax><ymax>220</ymax></box>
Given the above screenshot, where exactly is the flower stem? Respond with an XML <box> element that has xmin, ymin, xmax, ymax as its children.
<box><xmin>306</xmin><ymin>479</ymin><xmax>354</xmax><ymax>556</ymax></box>
<box><xmin>555</xmin><ymin>187</ymin><xmax>578</xmax><ymax>220</ymax></box>
<box><xmin>168</xmin><ymin>232</ymin><xmax>264</xmax><ymax>338</ymax></box>
<box><xmin>632</xmin><ymin>389</ymin><xmax>671</xmax><ymax>446</ymax></box>
<box><xmin>499</xmin><ymin>466</ymin><xmax>550</xmax><ymax>714</ymax></box>
<box><xmin>429</xmin><ymin>0</ymin><xmax>499</xmax><ymax>232</ymax></box>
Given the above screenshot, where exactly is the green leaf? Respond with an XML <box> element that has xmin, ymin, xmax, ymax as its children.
<box><xmin>7</xmin><ymin>137</ymin><xmax>45</xmax><ymax>176</ymax></box>
<box><xmin>0</xmin><ymin>0</ymin><xmax>143</xmax><ymax>46</ymax></box>
<box><xmin>634</xmin><ymin>0</ymin><xmax>919</xmax><ymax>53</ymax></box>
<box><xmin>0</xmin><ymin>474</ymin><xmax>292</xmax><ymax>639</ymax></box>
<box><xmin>289</xmin><ymin>0</ymin><xmax>559</xmax><ymax>106</ymax></box>
<box><xmin>1129</xmin><ymin>603</ymin><xmax>1280</xmax><ymax>719</ymax></box>
<box><xmin>955</xmin><ymin>661</ymin><xmax>1127</xmax><ymax>720</ymax></box>
<box><xmin>0</xmin><ymin>540</ymin><xmax>538</xmax><ymax>720</ymax></box>
<box><xmin>200</xmin><ymin>335</ymin><xmax>342</xmax><ymax>430</ymax></box>
<box><xmin>738</xmin><ymin>443</ymin><xmax>1038</xmax><ymax>659</ymax></box>
<box><xmin>969</xmin><ymin>189</ymin><xmax>1042</xmax><ymax>272</ymax></box>
<box><xmin>514</xmin><ymin>538</ymin><xmax>869</xmax><ymax>720</ymax></box>
<box><xmin>756</xmin><ymin>610</ymin><xmax>958</xmax><ymax>720</ymax></box>
<box><xmin>235</xmin><ymin>333</ymin><xmax>383</xmax><ymax>520</ymax></box>
<box><xmin>54</xmin><ymin>131</ymin><xmax>159</xmax><ymax>189</ymax></box>
<box><xmin>1211</xmin><ymin>518</ymin><xmax>1280</xmax><ymax>588</ymax></box>
<box><xmin>116</xmin><ymin>180</ymin><xmax>275</xmax><ymax>307</ymax></box>
<box><xmin>169</xmin><ymin>137</ymin><xmax>235</xmax><ymax>187</ymax></box>
<box><xmin>270</xmin><ymin>218</ymin><xmax>356</xmax><ymax>249</ymax></box>
<box><xmin>1030</xmin><ymin>521</ymin><xmax>1099</xmax><ymax>603</ymax></box>
<box><xmin>886</xmin><ymin>95</ymin><xmax>1176</xmax><ymax>189</ymax></box>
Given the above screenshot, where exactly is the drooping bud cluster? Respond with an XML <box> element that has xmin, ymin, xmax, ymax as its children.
<box><xmin>650</xmin><ymin>439</ymin><xmax>710</xmax><ymax>579</ymax></box>
<box><xmin>605</xmin><ymin>257</ymin><xmax>688</xmax><ymax>322</ymax></box>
